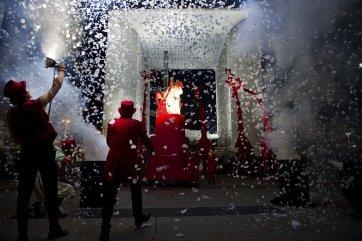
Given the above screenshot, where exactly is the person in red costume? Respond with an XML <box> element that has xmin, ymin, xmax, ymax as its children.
<box><xmin>3</xmin><ymin>63</ymin><xmax>68</xmax><ymax>241</ymax></box>
<box><xmin>58</xmin><ymin>137</ymin><xmax>77</xmax><ymax>184</ymax></box>
<box><xmin>99</xmin><ymin>99</ymin><xmax>154</xmax><ymax>241</ymax></box>
<box><xmin>155</xmin><ymin>91</ymin><xmax>167</xmax><ymax>116</ymax></box>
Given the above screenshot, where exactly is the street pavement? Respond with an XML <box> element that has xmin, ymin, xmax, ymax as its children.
<box><xmin>0</xmin><ymin>175</ymin><xmax>361</xmax><ymax>241</ymax></box>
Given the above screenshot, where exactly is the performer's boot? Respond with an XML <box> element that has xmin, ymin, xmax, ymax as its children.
<box><xmin>135</xmin><ymin>212</ymin><xmax>152</xmax><ymax>228</ymax></box>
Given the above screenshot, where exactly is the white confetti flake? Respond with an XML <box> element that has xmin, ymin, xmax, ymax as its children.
<box><xmin>180</xmin><ymin>208</ymin><xmax>187</xmax><ymax>214</ymax></box>
<box><xmin>291</xmin><ymin>220</ymin><xmax>301</xmax><ymax>229</ymax></box>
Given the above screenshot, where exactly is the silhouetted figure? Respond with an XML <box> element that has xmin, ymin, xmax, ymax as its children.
<box><xmin>3</xmin><ymin>64</ymin><xmax>68</xmax><ymax>241</ymax></box>
<box><xmin>155</xmin><ymin>91</ymin><xmax>167</xmax><ymax>116</ymax></box>
<box><xmin>32</xmin><ymin>137</ymin><xmax>77</xmax><ymax>218</ymax></box>
<box><xmin>99</xmin><ymin>99</ymin><xmax>154</xmax><ymax>241</ymax></box>
<box><xmin>58</xmin><ymin>137</ymin><xmax>77</xmax><ymax>185</ymax></box>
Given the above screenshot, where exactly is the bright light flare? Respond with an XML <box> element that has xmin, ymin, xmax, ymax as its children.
<box><xmin>165</xmin><ymin>85</ymin><xmax>183</xmax><ymax>115</ymax></box>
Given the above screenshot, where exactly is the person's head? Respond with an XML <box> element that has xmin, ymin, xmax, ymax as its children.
<box><xmin>3</xmin><ymin>80</ymin><xmax>30</xmax><ymax>105</ymax></box>
<box><xmin>155</xmin><ymin>92</ymin><xmax>164</xmax><ymax>103</ymax></box>
<box><xmin>172</xmin><ymin>79</ymin><xmax>184</xmax><ymax>90</ymax></box>
<box><xmin>61</xmin><ymin>137</ymin><xmax>76</xmax><ymax>155</ymax></box>
<box><xmin>118</xmin><ymin>99</ymin><xmax>136</xmax><ymax>118</ymax></box>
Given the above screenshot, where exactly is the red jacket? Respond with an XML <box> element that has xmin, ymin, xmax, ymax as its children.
<box><xmin>6</xmin><ymin>99</ymin><xmax>57</xmax><ymax>147</ymax></box>
<box><xmin>104</xmin><ymin>117</ymin><xmax>153</xmax><ymax>184</ymax></box>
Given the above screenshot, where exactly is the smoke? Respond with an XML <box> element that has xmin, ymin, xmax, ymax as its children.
<box><xmin>24</xmin><ymin>0</ymin><xmax>109</xmax><ymax>160</ymax></box>
<box><xmin>25</xmin><ymin>0</ymin><xmax>81</xmax><ymax>59</ymax></box>
<box><xmin>0</xmin><ymin>58</ymin><xmax>108</xmax><ymax>161</ymax></box>
<box><xmin>233</xmin><ymin>0</ymin><xmax>362</xmax><ymax>160</ymax></box>
<box><xmin>49</xmin><ymin>80</ymin><xmax>108</xmax><ymax>161</ymax></box>
<box><xmin>0</xmin><ymin>0</ymin><xmax>107</xmax><ymax>161</ymax></box>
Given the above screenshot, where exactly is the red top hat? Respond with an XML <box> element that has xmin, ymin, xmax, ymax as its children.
<box><xmin>118</xmin><ymin>99</ymin><xmax>136</xmax><ymax>117</ymax></box>
<box><xmin>3</xmin><ymin>80</ymin><xmax>27</xmax><ymax>105</ymax></box>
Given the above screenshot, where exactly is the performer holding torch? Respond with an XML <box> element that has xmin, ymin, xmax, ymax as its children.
<box><xmin>3</xmin><ymin>59</ymin><xmax>68</xmax><ymax>241</ymax></box>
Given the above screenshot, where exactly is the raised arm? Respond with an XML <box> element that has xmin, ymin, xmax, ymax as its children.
<box><xmin>38</xmin><ymin>63</ymin><xmax>65</xmax><ymax>107</ymax></box>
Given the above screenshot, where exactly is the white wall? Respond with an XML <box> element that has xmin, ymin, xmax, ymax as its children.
<box><xmin>104</xmin><ymin>9</ymin><xmax>262</xmax><ymax>150</ymax></box>
<box><xmin>216</xmin><ymin>46</ymin><xmax>233</xmax><ymax>148</ymax></box>
<box><xmin>216</xmin><ymin>26</ymin><xmax>263</xmax><ymax>154</ymax></box>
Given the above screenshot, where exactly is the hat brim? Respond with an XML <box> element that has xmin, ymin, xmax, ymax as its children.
<box><xmin>118</xmin><ymin>107</ymin><xmax>136</xmax><ymax>115</ymax></box>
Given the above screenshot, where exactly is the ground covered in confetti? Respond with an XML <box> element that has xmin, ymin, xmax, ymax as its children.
<box><xmin>0</xmin><ymin>174</ymin><xmax>361</xmax><ymax>241</ymax></box>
